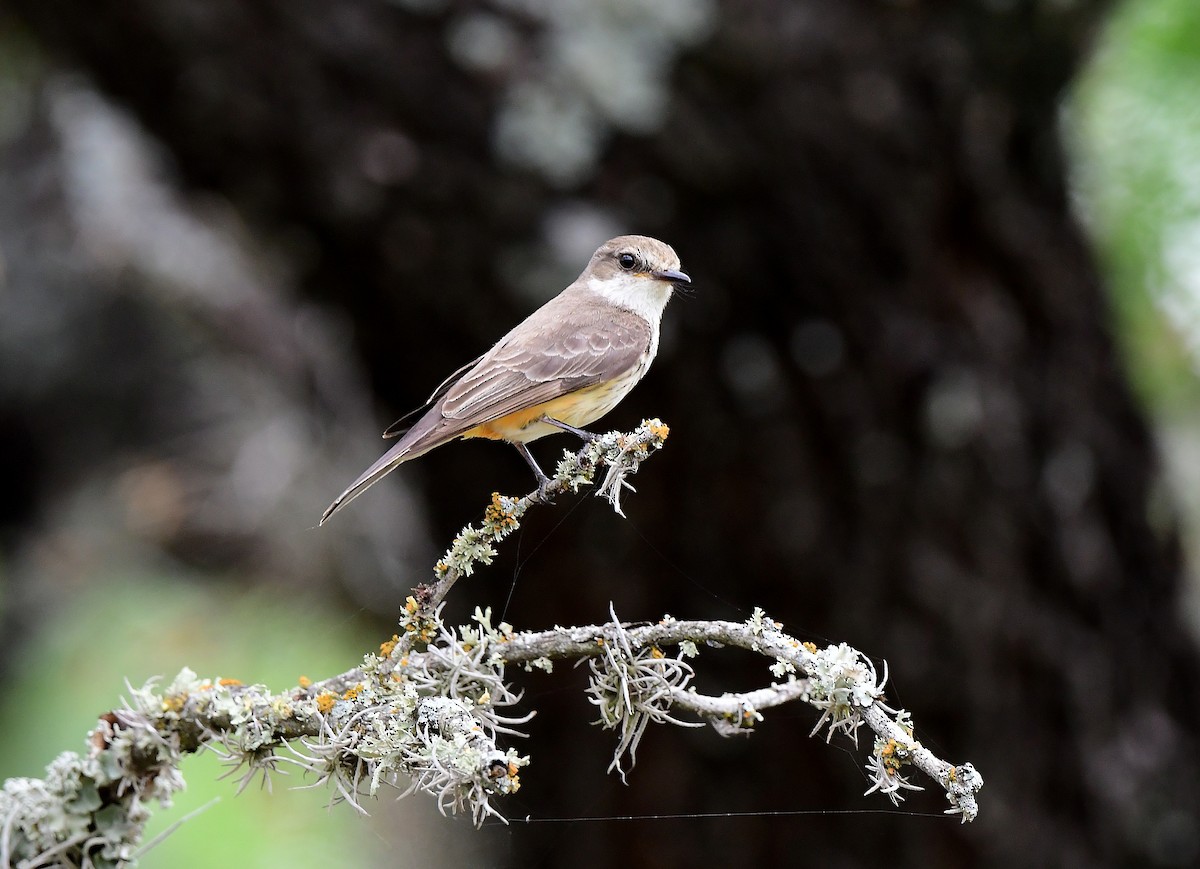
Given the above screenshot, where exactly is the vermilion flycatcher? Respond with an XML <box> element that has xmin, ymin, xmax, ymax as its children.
<box><xmin>321</xmin><ymin>235</ymin><xmax>689</xmax><ymax>524</ymax></box>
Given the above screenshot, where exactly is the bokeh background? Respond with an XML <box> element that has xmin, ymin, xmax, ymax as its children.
<box><xmin>2</xmin><ymin>0</ymin><xmax>1200</xmax><ymax>866</ymax></box>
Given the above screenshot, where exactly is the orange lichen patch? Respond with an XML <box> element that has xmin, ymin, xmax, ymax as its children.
<box><xmin>802</xmin><ymin>641</ymin><xmax>818</xmax><ymax>653</ymax></box>
<box><xmin>297</xmin><ymin>675</ymin><xmax>312</xmax><ymax>689</ymax></box>
<box><xmin>218</xmin><ymin>678</ymin><xmax>242</xmax><ymax>687</ymax></box>
<box><xmin>596</xmin><ymin>638</ymin><xmax>605</xmax><ymax>647</ymax></box>
<box><xmin>483</xmin><ymin>492</ymin><xmax>520</xmax><ymax>530</ymax></box>
<box><xmin>403</xmin><ymin>621</ymin><xmax>435</xmax><ymax>643</ymax></box>
<box><xmin>404</xmin><ymin>596</ymin><xmax>419</xmax><ymax>615</ymax></box>
<box><xmin>434</xmin><ymin>561</ymin><xmax>449</xmax><ymax>576</ymax></box>
<box><xmin>315</xmin><ymin>692</ymin><xmax>337</xmax><ymax>714</ymax></box>
<box><xmin>380</xmin><ymin>634</ymin><xmax>400</xmax><ymax>657</ymax></box>
<box><xmin>650</xmin><ymin>646</ymin><xmax>665</xmax><ymax>659</ymax></box>
<box><xmin>878</xmin><ymin>738</ymin><xmax>907</xmax><ymax>775</ymax></box>
<box><xmin>646</xmin><ymin>421</ymin><xmax>670</xmax><ymax>440</ymax></box>
<box><xmin>342</xmin><ymin>684</ymin><xmax>363</xmax><ymax>701</ymax></box>
<box><xmin>161</xmin><ymin>694</ymin><xmax>187</xmax><ymax>713</ymax></box>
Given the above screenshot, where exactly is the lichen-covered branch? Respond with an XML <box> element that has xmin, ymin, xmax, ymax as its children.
<box><xmin>415</xmin><ymin>418</ymin><xmax>671</xmax><ymax>614</ymax></box>
<box><xmin>383</xmin><ymin>605</ymin><xmax>983</xmax><ymax>820</ymax></box>
<box><xmin>0</xmin><ymin>653</ymin><xmax>527</xmax><ymax>868</ymax></box>
<box><xmin>0</xmin><ymin>419</ymin><xmax>982</xmax><ymax>868</ymax></box>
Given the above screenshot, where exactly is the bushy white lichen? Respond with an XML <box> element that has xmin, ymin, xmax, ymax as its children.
<box><xmin>293</xmin><ymin>607</ymin><xmax>531</xmax><ymax>825</ymax></box>
<box><xmin>801</xmin><ymin>643</ymin><xmax>888</xmax><ymax>745</ymax></box>
<box><xmin>585</xmin><ymin>606</ymin><xmax>703</xmax><ymax>780</ymax></box>
<box><xmin>864</xmin><ymin>735</ymin><xmax>924</xmax><ymax>805</ymax></box>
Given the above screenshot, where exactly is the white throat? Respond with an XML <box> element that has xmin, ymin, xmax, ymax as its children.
<box><xmin>586</xmin><ymin>274</ymin><xmax>673</xmax><ymax>327</ymax></box>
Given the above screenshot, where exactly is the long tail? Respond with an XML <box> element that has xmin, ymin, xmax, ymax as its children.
<box><xmin>320</xmin><ymin>406</ymin><xmax>458</xmax><ymax>525</ymax></box>
<box><xmin>320</xmin><ymin>439</ymin><xmax>416</xmax><ymax>525</ymax></box>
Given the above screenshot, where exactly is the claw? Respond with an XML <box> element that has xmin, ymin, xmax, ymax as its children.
<box><xmin>533</xmin><ymin>477</ymin><xmax>556</xmax><ymax>505</ymax></box>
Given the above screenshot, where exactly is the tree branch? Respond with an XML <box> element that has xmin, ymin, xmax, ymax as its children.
<box><xmin>414</xmin><ymin>418</ymin><xmax>671</xmax><ymax>615</ymax></box>
<box><xmin>0</xmin><ymin>420</ymin><xmax>982</xmax><ymax>868</ymax></box>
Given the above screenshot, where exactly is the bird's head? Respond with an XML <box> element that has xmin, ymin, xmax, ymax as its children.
<box><xmin>581</xmin><ymin>235</ymin><xmax>691</xmax><ymax>320</ymax></box>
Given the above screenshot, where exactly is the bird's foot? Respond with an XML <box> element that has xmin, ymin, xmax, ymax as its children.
<box><xmin>514</xmin><ymin>441</ymin><xmax>556</xmax><ymax>502</ymax></box>
<box><xmin>532</xmin><ymin>474</ymin><xmax>557</xmax><ymax>505</ymax></box>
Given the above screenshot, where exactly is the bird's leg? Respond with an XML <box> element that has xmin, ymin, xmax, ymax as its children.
<box><xmin>513</xmin><ymin>442</ymin><xmax>555</xmax><ymax>502</ymax></box>
<box><xmin>540</xmin><ymin>416</ymin><xmax>599</xmax><ymax>442</ymax></box>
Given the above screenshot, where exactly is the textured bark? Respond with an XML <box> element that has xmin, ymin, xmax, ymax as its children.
<box><xmin>5</xmin><ymin>0</ymin><xmax>1198</xmax><ymax>866</ymax></box>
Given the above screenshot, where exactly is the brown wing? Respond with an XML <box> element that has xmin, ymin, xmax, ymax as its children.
<box><xmin>320</xmin><ymin>294</ymin><xmax>651</xmax><ymax>525</ymax></box>
<box><xmin>438</xmin><ymin>301</ymin><xmax>651</xmax><ymax>423</ymax></box>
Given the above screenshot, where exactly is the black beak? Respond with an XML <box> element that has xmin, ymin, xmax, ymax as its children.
<box><xmin>653</xmin><ymin>268</ymin><xmax>691</xmax><ymax>286</ymax></box>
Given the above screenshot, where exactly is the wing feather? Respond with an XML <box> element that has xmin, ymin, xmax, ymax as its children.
<box><xmin>382</xmin><ymin>352</ymin><xmax>487</xmax><ymax>438</ymax></box>
<box><xmin>439</xmin><ymin>304</ymin><xmax>651</xmax><ymax>423</ymax></box>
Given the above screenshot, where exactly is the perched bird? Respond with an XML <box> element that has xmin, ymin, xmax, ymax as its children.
<box><xmin>320</xmin><ymin>235</ymin><xmax>690</xmax><ymax>524</ymax></box>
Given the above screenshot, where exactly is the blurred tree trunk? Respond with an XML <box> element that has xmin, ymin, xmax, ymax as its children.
<box><xmin>8</xmin><ymin>0</ymin><xmax>1200</xmax><ymax>866</ymax></box>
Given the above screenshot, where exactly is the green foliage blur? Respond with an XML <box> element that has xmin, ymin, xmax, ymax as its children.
<box><xmin>1072</xmin><ymin>0</ymin><xmax>1200</xmax><ymax>413</ymax></box>
<box><xmin>0</xmin><ymin>576</ymin><xmax>391</xmax><ymax>868</ymax></box>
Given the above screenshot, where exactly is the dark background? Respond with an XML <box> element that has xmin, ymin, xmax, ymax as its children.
<box><xmin>1</xmin><ymin>0</ymin><xmax>1198</xmax><ymax>866</ymax></box>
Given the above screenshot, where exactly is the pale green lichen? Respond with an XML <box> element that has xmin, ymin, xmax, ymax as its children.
<box><xmin>801</xmin><ymin>643</ymin><xmax>888</xmax><ymax>746</ymax></box>
<box><xmin>746</xmin><ymin>606</ymin><xmax>784</xmax><ymax>652</ymax></box>
<box><xmin>522</xmin><ymin>657</ymin><xmax>554</xmax><ymax>673</ymax></box>
<box><xmin>769</xmin><ymin>658</ymin><xmax>797</xmax><ymax>678</ymax></box>
<box><xmin>0</xmin><ymin>697</ymin><xmax>185</xmax><ymax>868</ymax></box>
<box><xmin>708</xmin><ymin>698</ymin><xmax>765</xmax><ymax>737</ymax></box>
<box><xmin>943</xmin><ymin>762</ymin><xmax>984</xmax><ymax>823</ymax></box>
<box><xmin>431</xmin><ymin>494</ymin><xmax>528</xmax><ymax>580</ymax></box>
<box><xmin>748</xmin><ymin>606</ymin><xmax>772</xmax><ymax>636</ymax></box>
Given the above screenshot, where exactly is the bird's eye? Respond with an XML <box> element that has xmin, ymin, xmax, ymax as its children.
<box><xmin>618</xmin><ymin>252</ymin><xmax>637</xmax><ymax>270</ymax></box>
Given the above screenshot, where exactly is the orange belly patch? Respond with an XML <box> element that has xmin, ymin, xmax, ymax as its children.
<box><xmin>462</xmin><ymin>382</ymin><xmax>623</xmax><ymax>443</ymax></box>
